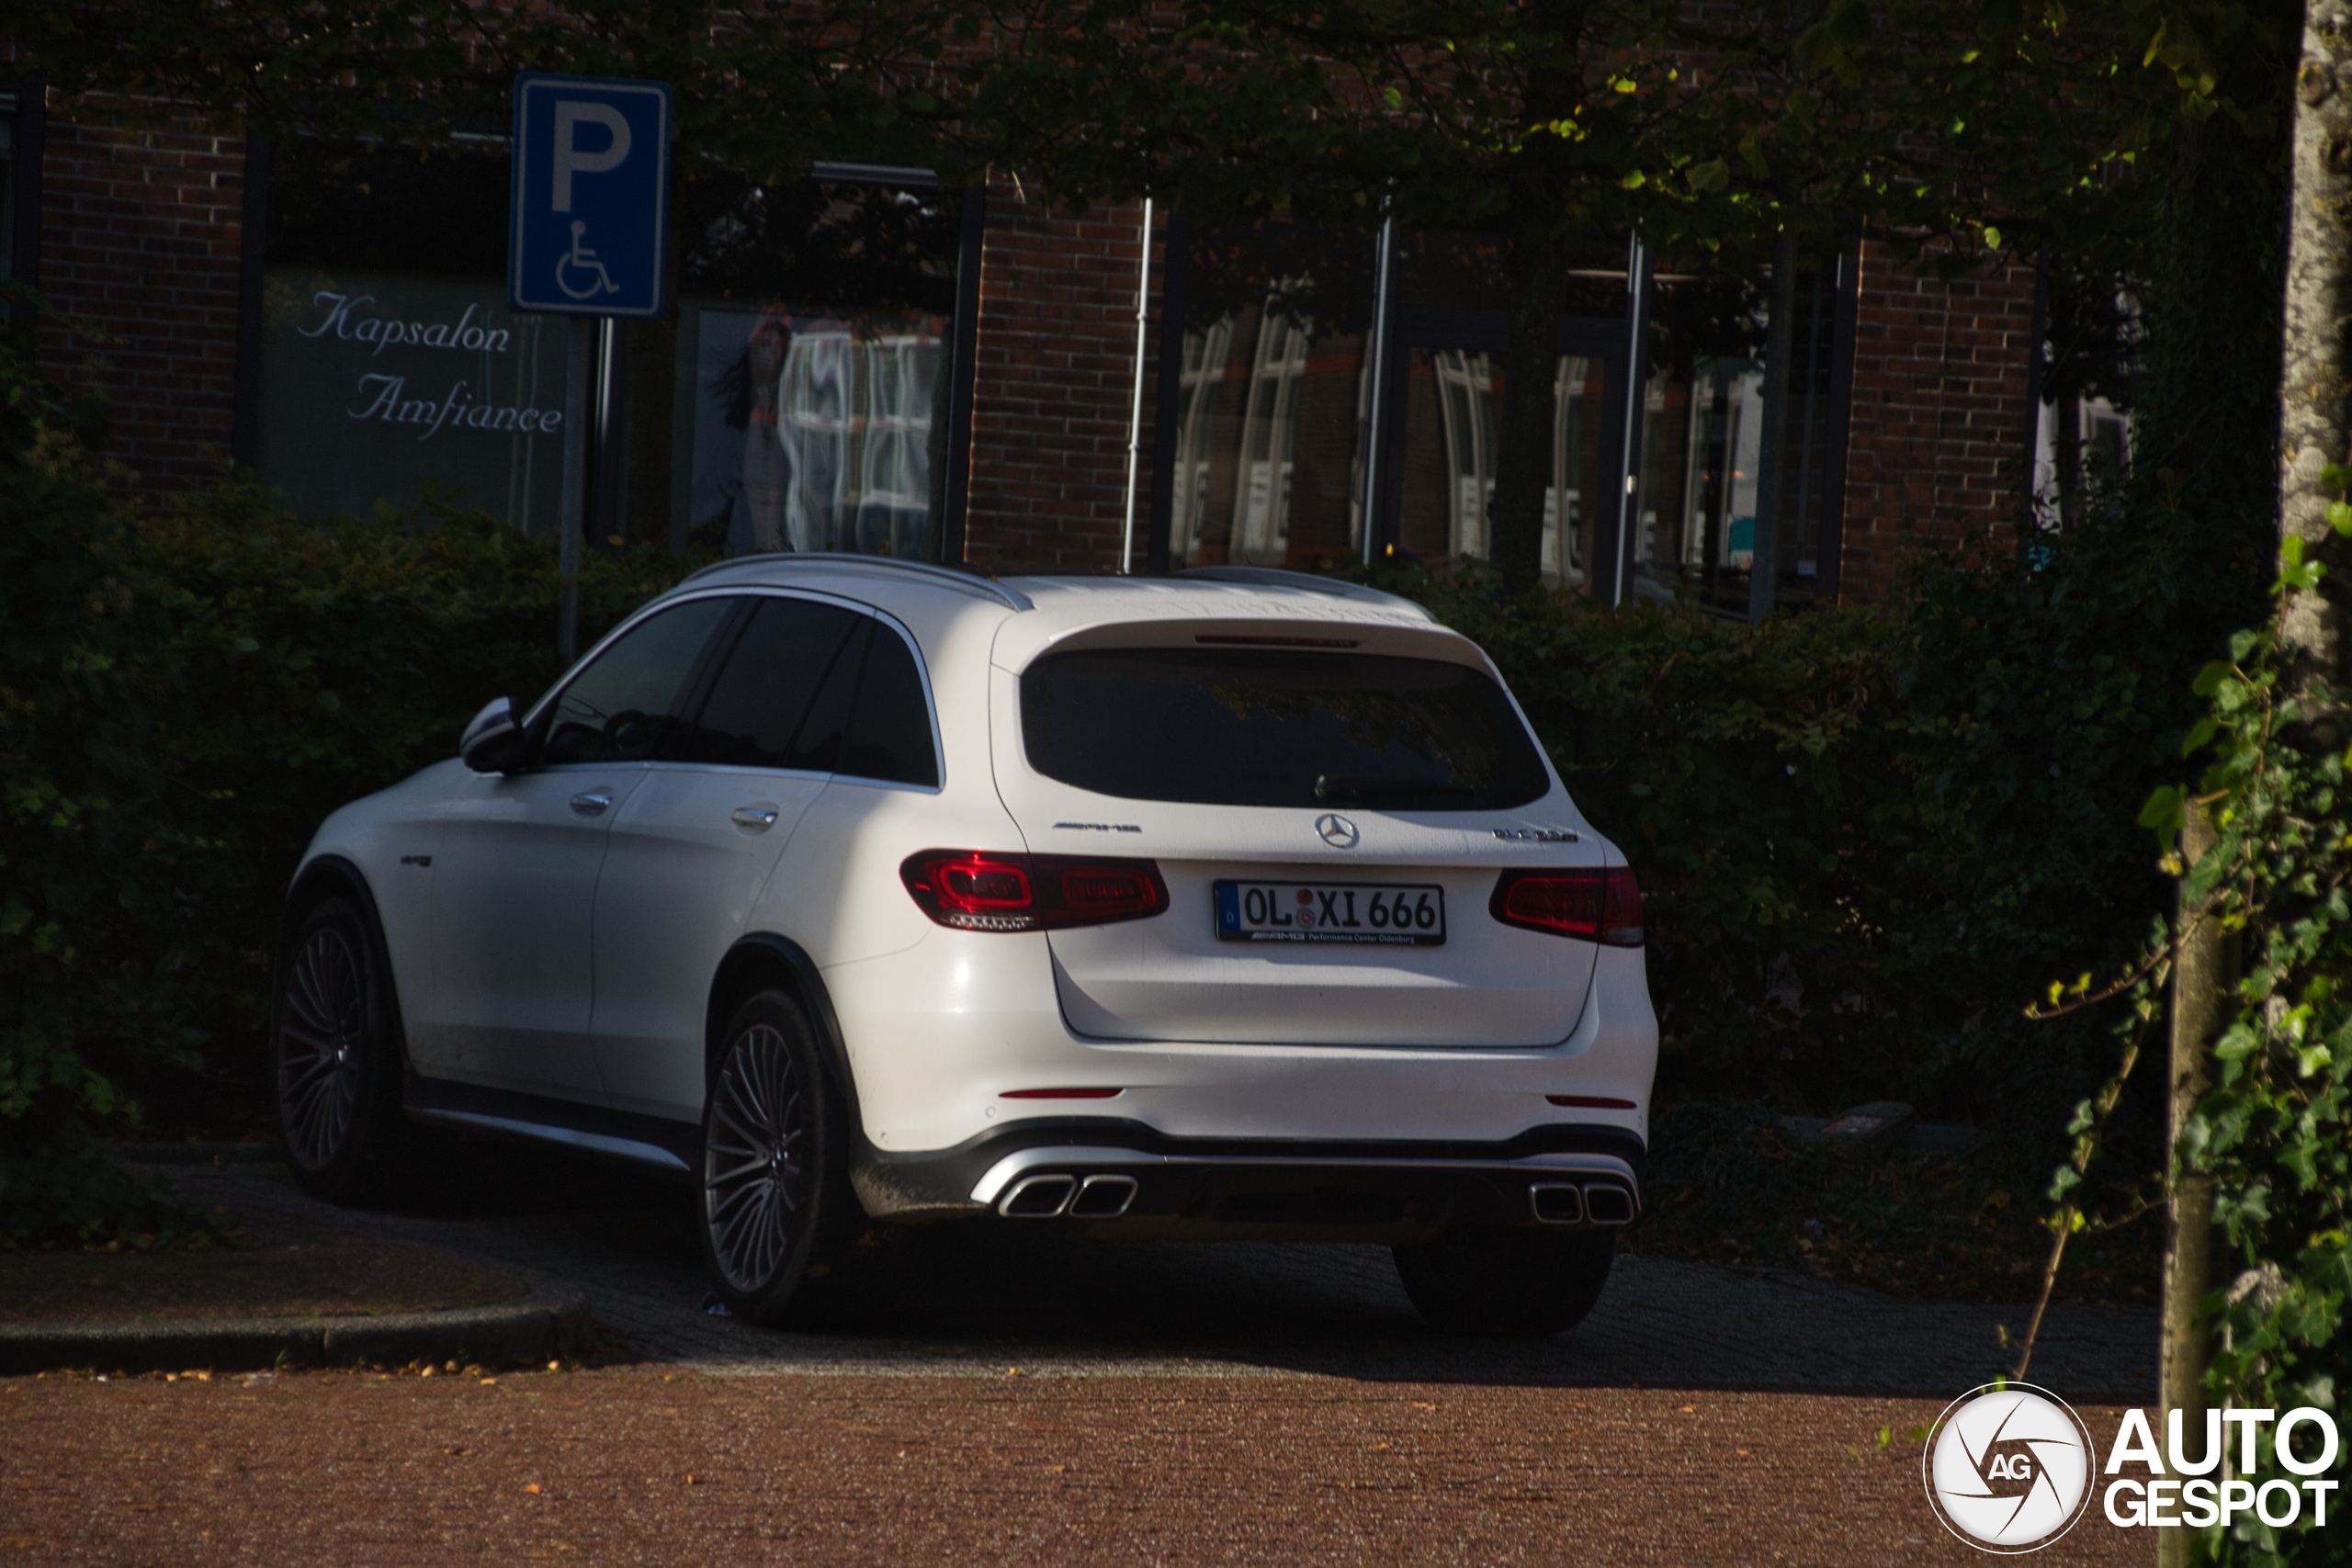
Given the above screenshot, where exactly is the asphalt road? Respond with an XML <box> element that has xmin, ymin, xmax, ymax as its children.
<box><xmin>160</xmin><ymin>1151</ymin><xmax>2158</xmax><ymax>1401</ymax></box>
<box><xmin>0</xmin><ymin>1148</ymin><xmax>2175</xmax><ymax>1565</ymax></box>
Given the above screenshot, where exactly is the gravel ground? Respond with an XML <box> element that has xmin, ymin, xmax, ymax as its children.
<box><xmin>158</xmin><ymin>1156</ymin><xmax>2160</xmax><ymax>1400</ymax></box>
<box><xmin>0</xmin><ymin>1368</ymin><xmax>2150</xmax><ymax>1566</ymax></box>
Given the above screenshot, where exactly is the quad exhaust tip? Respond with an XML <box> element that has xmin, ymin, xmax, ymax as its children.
<box><xmin>1530</xmin><ymin>1180</ymin><xmax>1636</xmax><ymax>1226</ymax></box>
<box><xmin>999</xmin><ymin>1172</ymin><xmax>1138</xmax><ymax>1219</ymax></box>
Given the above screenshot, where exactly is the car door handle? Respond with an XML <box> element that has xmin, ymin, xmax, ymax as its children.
<box><xmin>570</xmin><ymin>790</ymin><xmax>615</xmax><ymax>817</ymax></box>
<box><xmin>731</xmin><ymin>805</ymin><xmax>780</xmax><ymax>832</ymax></box>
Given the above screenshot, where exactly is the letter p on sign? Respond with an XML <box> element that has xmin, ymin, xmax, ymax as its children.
<box><xmin>509</xmin><ymin>73</ymin><xmax>671</xmax><ymax>318</ymax></box>
<box><xmin>552</xmin><ymin>102</ymin><xmax>631</xmax><ymax>210</ymax></box>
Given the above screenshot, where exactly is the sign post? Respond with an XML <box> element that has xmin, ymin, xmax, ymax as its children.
<box><xmin>508</xmin><ymin>72</ymin><xmax>673</xmax><ymax>659</ymax></box>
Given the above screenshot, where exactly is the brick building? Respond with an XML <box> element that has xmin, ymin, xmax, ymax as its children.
<box><xmin>2</xmin><ymin>82</ymin><xmax>2042</xmax><ymax>611</ymax></box>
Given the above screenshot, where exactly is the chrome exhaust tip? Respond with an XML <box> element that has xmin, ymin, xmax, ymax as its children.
<box><xmin>1000</xmin><ymin>1173</ymin><xmax>1077</xmax><ymax>1218</ymax></box>
<box><xmin>1069</xmin><ymin>1173</ymin><xmax>1138</xmax><ymax>1219</ymax></box>
<box><xmin>1581</xmin><ymin>1183</ymin><xmax>1636</xmax><ymax>1225</ymax></box>
<box><xmin>1528</xmin><ymin>1181</ymin><xmax>1587</xmax><ymax>1225</ymax></box>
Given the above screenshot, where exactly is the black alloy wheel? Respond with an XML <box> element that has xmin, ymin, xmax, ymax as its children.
<box><xmin>698</xmin><ymin>989</ymin><xmax>892</xmax><ymax>1326</ymax></box>
<box><xmin>273</xmin><ymin>895</ymin><xmax>411</xmax><ymax>1203</ymax></box>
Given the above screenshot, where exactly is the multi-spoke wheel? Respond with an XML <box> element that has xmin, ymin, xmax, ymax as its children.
<box><xmin>273</xmin><ymin>896</ymin><xmax>409</xmax><ymax>1203</ymax></box>
<box><xmin>704</xmin><ymin>1017</ymin><xmax>818</xmax><ymax>1297</ymax></box>
<box><xmin>697</xmin><ymin>989</ymin><xmax>891</xmax><ymax>1326</ymax></box>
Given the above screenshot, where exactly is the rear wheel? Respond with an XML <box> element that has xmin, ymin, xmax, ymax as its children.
<box><xmin>1393</xmin><ymin>1226</ymin><xmax>1616</xmax><ymax>1336</ymax></box>
<box><xmin>698</xmin><ymin>989</ymin><xmax>895</xmax><ymax>1327</ymax></box>
<box><xmin>273</xmin><ymin>896</ymin><xmax>413</xmax><ymax>1204</ymax></box>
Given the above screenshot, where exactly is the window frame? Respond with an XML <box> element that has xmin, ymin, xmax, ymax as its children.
<box><xmin>528</xmin><ymin>586</ymin><xmax>945</xmax><ymax>792</ymax></box>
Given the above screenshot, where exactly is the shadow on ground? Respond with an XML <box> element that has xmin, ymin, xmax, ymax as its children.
<box><xmin>164</xmin><ymin>1140</ymin><xmax>2160</xmax><ymax>1402</ymax></box>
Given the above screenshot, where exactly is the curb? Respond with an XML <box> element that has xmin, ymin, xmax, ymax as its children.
<box><xmin>0</xmin><ymin>1280</ymin><xmax>590</xmax><ymax>1376</ymax></box>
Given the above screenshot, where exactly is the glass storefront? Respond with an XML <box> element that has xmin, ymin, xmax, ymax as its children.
<box><xmin>1166</xmin><ymin>219</ymin><xmax>1377</xmax><ymax>569</ymax></box>
<box><xmin>257</xmin><ymin>144</ymin><xmax>974</xmax><ymax>562</ymax></box>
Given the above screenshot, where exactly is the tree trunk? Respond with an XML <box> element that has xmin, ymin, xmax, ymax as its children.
<box><xmin>2278</xmin><ymin>5</ymin><xmax>2352</xmax><ymax>681</ymax></box>
<box><xmin>1748</xmin><ymin>225</ymin><xmax>1801</xmax><ymax>625</ymax></box>
<box><xmin>2158</xmin><ymin>806</ymin><xmax>2227</xmax><ymax>1568</ymax></box>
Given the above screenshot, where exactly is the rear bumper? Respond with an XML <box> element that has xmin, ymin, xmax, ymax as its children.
<box><xmin>849</xmin><ymin>1117</ymin><xmax>1644</xmax><ymax>1243</ymax></box>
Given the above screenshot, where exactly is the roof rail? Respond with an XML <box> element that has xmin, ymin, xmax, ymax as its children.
<box><xmin>677</xmin><ymin>552</ymin><xmax>1034</xmax><ymax>612</ymax></box>
<box><xmin>1173</xmin><ymin>565</ymin><xmax>1430</xmax><ymax>616</ymax></box>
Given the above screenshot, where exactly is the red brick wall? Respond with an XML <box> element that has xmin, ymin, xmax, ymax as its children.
<box><xmin>34</xmin><ymin>97</ymin><xmax>247</xmax><ymax>496</ymax></box>
<box><xmin>961</xmin><ymin>186</ymin><xmax>1163</xmax><ymax>570</ymax></box>
<box><xmin>1837</xmin><ymin>240</ymin><xmax>2038</xmax><ymax>603</ymax></box>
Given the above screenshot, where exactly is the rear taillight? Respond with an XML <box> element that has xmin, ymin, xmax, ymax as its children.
<box><xmin>900</xmin><ymin>852</ymin><xmax>1170</xmax><ymax>932</ymax></box>
<box><xmin>1490</xmin><ymin>867</ymin><xmax>1644</xmax><ymax>947</ymax></box>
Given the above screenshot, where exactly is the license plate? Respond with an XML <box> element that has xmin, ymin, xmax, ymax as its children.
<box><xmin>1213</xmin><ymin>881</ymin><xmax>1445</xmax><ymax>946</ymax></box>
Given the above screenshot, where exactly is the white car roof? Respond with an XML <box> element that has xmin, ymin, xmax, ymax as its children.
<box><xmin>661</xmin><ymin>557</ymin><xmax>1455</xmax><ymax>668</ymax></box>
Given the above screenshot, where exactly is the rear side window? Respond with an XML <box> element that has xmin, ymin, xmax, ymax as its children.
<box><xmin>841</xmin><ymin>626</ymin><xmax>939</xmax><ymax>786</ymax></box>
<box><xmin>539</xmin><ymin>598</ymin><xmax>734</xmax><ymax>766</ymax></box>
<box><xmin>673</xmin><ymin>597</ymin><xmax>862</xmax><ymax>768</ymax></box>
<box><xmin>1021</xmin><ymin>648</ymin><xmax>1549</xmax><ymax>810</ymax></box>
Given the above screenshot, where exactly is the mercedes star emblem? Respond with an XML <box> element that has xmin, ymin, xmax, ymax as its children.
<box><xmin>1315</xmin><ymin>813</ymin><xmax>1361</xmax><ymax>849</ymax></box>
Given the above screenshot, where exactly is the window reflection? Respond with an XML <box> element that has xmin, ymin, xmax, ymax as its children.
<box><xmin>1171</xmin><ymin>220</ymin><xmax>1377</xmax><ymax>569</ymax></box>
<box><xmin>674</xmin><ymin>178</ymin><xmax>961</xmax><ymax>559</ymax></box>
<box><xmin>1395</xmin><ymin>347</ymin><xmax>1607</xmax><ymax>586</ymax></box>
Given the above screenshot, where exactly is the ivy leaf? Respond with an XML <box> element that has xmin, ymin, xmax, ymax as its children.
<box><xmin>2139</xmin><ymin>784</ymin><xmax>2185</xmax><ymax>849</ymax></box>
<box><xmin>1687</xmin><ymin>158</ymin><xmax>1730</xmax><ymax>193</ymax></box>
<box><xmin>1737</xmin><ymin>134</ymin><xmax>1770</xmax><ymax>179</ymax></box>
<box><xmin>2329</xmin><ymin>500</ymin><xmax>2352</xmax><ymax>536</ymax></box>
<box><xmin>2322</xmin><ymin>462</ymin><xmax>2349</xmax><ymax>492</ymax></box>
<box><xmin>2182</xmin><ymin>716</ymin><xmax>2218</xmax><ymax>758</ymax></box>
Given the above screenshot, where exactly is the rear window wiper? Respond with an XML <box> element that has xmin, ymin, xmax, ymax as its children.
<box><xmin>1315</xmin><ymin>773</ymin><xmax>1477</xmax><ymax>805</ymax></box>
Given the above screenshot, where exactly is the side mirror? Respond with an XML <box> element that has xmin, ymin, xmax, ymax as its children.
<box><xmin>459</xmin><ymin>696</ymin><xmax>528</xmax><ymax>774</ymax></box>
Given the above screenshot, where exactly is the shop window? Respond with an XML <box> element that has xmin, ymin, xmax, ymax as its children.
<box><xmin>259</xmin><ymin>141</ymin><xmax>573</xmax><ymax>534</ymax></box>
<box><xmin>1390</xmin><ymin>346</ymin><xmax>1608</xmax><ymax>585</ymax></box>
<box><xmin>1628</xmin><ymin>258</ymin><xmax>1847</xmax><ymax>612</ymax></box>
<box><xmin>673</xmin><ymin>176</ymin><xmax>964</xmax><ymax>558</ymax></box>
<box><xmin>1169</xmin><ymin>219</ymin><xmax>1377</xmax><ymax>569</ymax></box>
<box><xmin>255</xmin><ymin>144</ymin><xmax>974</xmax><ymax>559</ymax></box>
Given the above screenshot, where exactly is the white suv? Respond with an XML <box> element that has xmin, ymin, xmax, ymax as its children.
<box><xmin>275</xmin><ymin>558</ymin><xmax>1657</xmax><ymax>1334</ymax></box>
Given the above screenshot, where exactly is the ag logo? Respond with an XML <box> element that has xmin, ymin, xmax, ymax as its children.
<box><xmin>1923</xmin><ymin>1382</ymin><xmax>2094</xmax><ymax>1552</ymax></box>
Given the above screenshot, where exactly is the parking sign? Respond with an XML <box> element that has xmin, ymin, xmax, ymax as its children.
<box><xmin>508</xmin><ymin>73</ymin><xmax>672</xmax><ymax>318</ymax></box>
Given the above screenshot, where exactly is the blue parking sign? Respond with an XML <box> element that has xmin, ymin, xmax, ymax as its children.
<box><xmin>508</xmin><ymin>73</ymin><xmax>672</xmax><ymax>318</ymax></box>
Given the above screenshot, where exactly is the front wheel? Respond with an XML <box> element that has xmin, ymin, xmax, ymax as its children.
<box><xmin>698</xmin><ymin>989</ymin><xmax>893</xmax><ymax>1327</ymax></box>
<box><xmin>1393</xmin><ymin>1227</ymin><xmax>1616</xmax><ymax>1336</ymax></box>
<box><xmin>273</xmin><ymin>896</ymin><xmax>413</xmax><ymax>1204</ymax></box>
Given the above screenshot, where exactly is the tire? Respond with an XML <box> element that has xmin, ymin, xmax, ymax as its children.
<box><xmin>1393</xmin><ymin>1226</ymin><xmax>1617</xmax><ymax>1336</ymax></box>
<box><xmin>697</xmin><ymin>988</ymin><xmax>896</xmax><ymax>1328</ymax></box>
<box><xmin>272</xmin><ymin>895</ymin><xmax>413</xmax><ymax>1204</ymax></box>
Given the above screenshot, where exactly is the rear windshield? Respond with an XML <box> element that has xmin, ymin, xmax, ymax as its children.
<box><xmin>1021</xmin><ymin>648</ymin><xmax>1550</xmax><ymax>810</ymax></box>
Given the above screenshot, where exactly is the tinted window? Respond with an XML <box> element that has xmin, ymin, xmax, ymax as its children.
<box><xmin>673</xmin><ymin>597</ymin><xmax>862</xmax><ymax>767</ymax></box>
<box><xmin>539</xmin><ymin>599</ymin><xmax>733</xmax><ymax>766</ymax></box>
<box><xmin>783</xmin><ymin>618</ymin><xmax>869</xmax><ymax>775</ymax></box>
<box><xmin>1022</xmin><ymin>649</ymin><xmax>1548</xmax><ymax>810</ymax></box>
<box><xmin>842</xmin><ymin>626</ymin><xmax>940</xmax><ymax>786</ymax></box>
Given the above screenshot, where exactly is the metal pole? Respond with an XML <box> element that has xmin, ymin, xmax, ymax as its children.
<box><xmin>1120</xmin><ymin>198</ymin><xmax>1155</xmax><ymax>575</ymax></box>
<box><xmin>1748</xmin><ymin>224</ymin><xmax>1799</xmax><ymax>626</ymax></box>
<box><xmin>1611</xmin><ymin>232</ymin><xmax>1650</xmax><ymax>607</ymax></box>
<box><xmin>558</xmin><ymin>314</ymin><xmax>593</xmax><ymax>662</ymax></box>
<box><xmin>1359</xmin><ymin>211</ymin><xmax>1398</xmax><ymax>566</ymax></box>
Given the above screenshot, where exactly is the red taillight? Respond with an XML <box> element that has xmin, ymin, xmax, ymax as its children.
<box><xmin>900</xmin><ymin>852</ymin><xmax>1170</xmax><ymax>932</ymax></box>
<box><xmin>1490</xmin><ymin>867</ymin><xmax>1644</xmax><ymax>946</ymax></box>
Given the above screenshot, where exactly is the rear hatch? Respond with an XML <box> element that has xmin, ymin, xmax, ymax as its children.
<box><xmin>988</xmin><ymin>614</ymin><xmax>1604</xmax><ymax>1047</ymax></box>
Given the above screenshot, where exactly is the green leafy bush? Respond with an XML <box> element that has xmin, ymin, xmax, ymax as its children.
<box><xmin>0</xmin><ymin>320</ymin><xmax>699</xmax><ymax>1245</ymax></box>
<box><xmin>1373</xmin><ymin>519</ymin><xmax>2258</xmax><ymax>1126</ymax></box>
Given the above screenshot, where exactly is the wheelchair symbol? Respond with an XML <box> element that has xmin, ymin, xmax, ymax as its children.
<box><xmin>555</xmin><ymin>220</ymin><xmax>621</xmax><ymax>299</ymax></box>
